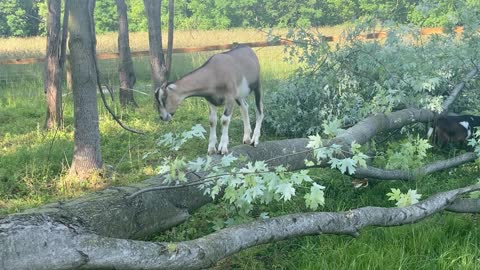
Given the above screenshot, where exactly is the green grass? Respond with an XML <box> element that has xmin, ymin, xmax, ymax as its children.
<box><xmin>1</xmin><ymin>29</ymin><xmax>480</xmax><ymax>269</ymax></box>
<box><xmin>0</xmin><ymin>45</ymin><xmax>293</xmax><ymax>214</ymax></box>
<box><xmin>155</xmin><ymin>166</ymin><xmax>480</xmax><ymax>270</ymax></box>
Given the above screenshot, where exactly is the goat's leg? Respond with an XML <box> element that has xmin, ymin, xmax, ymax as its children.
<box><xmin>251</xmin><ymin>99</ymin><xmax>264</xmax><ymax>147</ymax></box>
<box><xmin>237</xmin><ymin>98</ymin><xmax>252</xmax><ymax>144</ymax></box>
<box><xmin>207</xmin><ymin>104</ymin><xmax>218</xmax><ymax>155</ymax></box>
<box><xmin>218</xmin><ymin>103</ymin><xmax>234</xmax><ymax>155</ymax></box>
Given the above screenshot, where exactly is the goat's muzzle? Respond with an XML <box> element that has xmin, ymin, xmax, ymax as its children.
<box><xmin>160</xmin><ymin>114</ymin><xmax>172</xmax><ymax>121</ymax></box>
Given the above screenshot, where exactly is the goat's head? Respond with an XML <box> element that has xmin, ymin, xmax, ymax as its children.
<box><xmin>155</xmin><ymin>82</ymin><xmax>181</xmax><ymax>121</ymax></box>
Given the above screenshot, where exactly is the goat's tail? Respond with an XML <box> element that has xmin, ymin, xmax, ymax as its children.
<box><xmin>251</xmin><ymin>80</ymin><xmax>263</xmax><ymax>115</ymax></box>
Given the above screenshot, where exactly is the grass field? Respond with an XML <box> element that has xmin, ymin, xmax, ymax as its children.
<box><xmin>0</xmin><ymin>26</ymin><xmax>349</xmax><ymax>59</ymax></box>
<box><xmin>1</xmin><ymin>27</ymin><xmax>479</xmax><ymax>269</ymax></box>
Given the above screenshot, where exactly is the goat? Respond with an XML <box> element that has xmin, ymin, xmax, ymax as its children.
<box><xmin>427</xmin><ymin>115</ymin><xmax>480</xmax><ymax>147</ymax></box>
<box><xmin>155</xmin><ymin>45</ymin><xmax>263</xmax><ymax>155</ymax></box>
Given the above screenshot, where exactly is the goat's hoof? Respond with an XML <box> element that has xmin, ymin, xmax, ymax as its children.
<box><xmin>208</xmin><ymin>146</ymin><xmax>217</xmax><ymax>155</ymax></box>
<box><xmin>243</xmin><ymin>139</ymin><xmax>252</xmax><ymax>145</ymax></box>
<box><xmin>218</xmin><ymin>146</ymin><xmax>229</xmax><ymax>155</ymax></box>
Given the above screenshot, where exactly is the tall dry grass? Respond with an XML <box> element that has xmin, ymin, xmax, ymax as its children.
<box><xmin>0</xmin><ymin>26</ymin><xmax>348</xmax><ymax>60</ymax></box>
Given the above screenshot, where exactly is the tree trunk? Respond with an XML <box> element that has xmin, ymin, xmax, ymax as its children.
<box><xmin>143</xmin><ymin>0</ymin><xmax>166</xmax><ymax>91</ymax></box>
<box><xmin>59</xmin><ymin>0</ymin><xmax>69</xmax><ymax>88</ymax></box>
<box><xmin>165</xmin><ymin>0</ymin><xmax>174</xmax><ymax>79</ymax></box>
<box><xmin>44</xmin><ymin>0</ymin><xmax>63</xmax><ymax>130</ymax></box>
<box><xmin>116</xmin><ymin>0</ymin><xmax>137</xmax><ymax>107</ymax></box>
<box><xmin>68</xmin><ymin>0</ymin><xmax>102</xmax><ymax>178</ymax></box>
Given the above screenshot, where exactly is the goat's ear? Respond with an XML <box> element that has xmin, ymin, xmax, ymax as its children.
<box><xmin>160</xmin><ymin>81</ymin><xmax>168</xmax><ymax>90</ymax></box>
<box><xmin>167</xmin><ymin>84</ymin><xmax>177</xmax><ymax>91</ymax></box>
<box><xmin>155</xmin><ymin>88</ymin><xmax>166</xmax><ymax>100</ymax></box>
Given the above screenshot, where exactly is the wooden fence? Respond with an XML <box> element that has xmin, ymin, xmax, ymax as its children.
<box><xmin>0</xmin><ymin>26</ymin><xmax>466</xmax><ymax>66</ymax></box>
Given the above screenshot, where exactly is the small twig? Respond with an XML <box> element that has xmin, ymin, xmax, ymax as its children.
<box><xmin>104</xmin><ymin>84</ymin><xmax>115</xmax><ymax>101</ymax></box>
<box><xmin>87</xmin><ymin>6</ymin><xmax>144</xmax><ymax>135</ymax></box>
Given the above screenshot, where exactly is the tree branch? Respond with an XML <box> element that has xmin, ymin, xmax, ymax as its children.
<box><xmin>441</xmin><ymin>63</ymin><xmax>480</xmax><ymax>113</ymax></box>
<box><xmin>354</xmin><ymin>152</ymin><xmax>478</xmax><ymax>180</ymax></box>
<box><xmin>446</xmin><ymin>198</ymin><xmax>480</xmax><ymax>213</ymax></box>
<box><xmin>2</xmin><ymin>184</ymin><xmax>479</xmax><ymax>270</ymax></box>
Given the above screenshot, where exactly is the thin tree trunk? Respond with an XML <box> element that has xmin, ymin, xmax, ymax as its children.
<box><xmin>44</xmin><ymin>0</ymin><xmax>63</xmax><ymax>130</ymax></box>
<box><xmin>68</xmin><ymin>0</ymin><xmax>102</xmax><ymax>178</ymax></box>
<box><xmin>59</xmin><ymin>0</ymin><xmax>69</xmax><ymax>89</ymax></box>
<box><xmin>116</xmin><ymin>0</ymin><xmax>137</xmax><ymax>107</ymax></box>
<box><xmin>143</xmin><ymin>0</ymin><xmax>166</xmax><ymax>91</ymax></box>
<box><xmin>165</xmin><ymin>0</ymin><xmax>174</xmax><ymax>79</ymax></box>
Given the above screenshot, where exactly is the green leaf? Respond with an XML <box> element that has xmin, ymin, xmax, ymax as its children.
<box><xmin>307</xmin><ymin>134</ymin><xmax>323</xmax><ymax>149</ymax></box>
<box><xmin>188</xmin><ymin>157</ymin><xmax>205</xmax><ymax>172</ymax></box>
<box><xmin>322</xmin><ymin>119</ymin><xmax>344</xmax><ymax>137</ymax></box>
<box><xmin>275</xmin><ymin>183</ymin><xmax>296</xmax><ymax>201</ymax></box>
<box><xmin>304</xmin><ymin>183</ymin><xmax>326</xmax><ymax>210</ymax></box>
<box><xmin>220</xmin><ymin>153</ymin><xmax>237</xmax><ymax>167</ymax></box>
<box><xmin>386</xmin><ymin>188</ymin><xmax>402</xmax><ymax>201</ymax></box>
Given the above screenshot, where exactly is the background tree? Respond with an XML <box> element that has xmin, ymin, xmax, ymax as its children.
<box><xmin>116</xmin><ymin>0</ymin><xmax>137</xmax><ymax>107</ymax></box>
<box><xmin>68</xmin><ymin>0</ymin><xmax>102</xmax><ymax>178</ymax></box>
<box><xmin>44</xmin><ymin>0</ymin><xmax>63</xmax><ymax>129</ymax></box>
<box><xmin>143</xmin><ymin>0</ymin><xmax>174</xmax><ymax>92</ymax></box>
<box><xmin>60</xmin><ymin>0</ymin><xmax>69</xmax><ymax>88</ymax></box>
<box><xmin>0</xmin><ymin>0</ymin><xmax>40</xmax><ymax>37</ymax></box>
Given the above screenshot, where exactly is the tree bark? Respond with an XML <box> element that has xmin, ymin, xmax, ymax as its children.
<box><xmin>59</xmin><ymin>0</ymin><xmax>69</xmax><ymax>88</ymax></box>
<box><xmin>68</xmin><ymin>0</ymin><xmax>102</xmax><ymax>178</ymax></box>
<box><xmin>354</xmin><ymin>152</ymin><xmax>478</xmax><ymax>180</ymax></box>
<box><xmin>165</xmin><ymin>0</ymin><xmax>174</xmax><ymax>79</ymax></box>
<box><xmin>143</xmin><ymin>0</ymin><xmax>166</xmax><ymax>91</ymax></box>
<box><xmin>44</xmin><ymin>0</ymin><xmax>63</xmax><ymax>130</ymax></box>
<box><xmin>116</xmin><ymin>0</ymin><xmax>137</xmax><ymax>107</ymax></box>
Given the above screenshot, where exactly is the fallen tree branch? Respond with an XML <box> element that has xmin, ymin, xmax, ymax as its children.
<box><xmin>441</xmin><ymin>63</ymin><xmax>480</xmax><ymax>113</ymax></box>
<box><xmin>2</xmin><ymin>183</ymin><xmax>479</xmax><ymax>270</ymax></box>
<box><xmin>354</xmin><ymin>152</ymin><xmax>478</xmax><ymax>180</ymax></box>
<box><xmin>6</xmin><ymin>107</ymin><xmax>478</xmax><ymax>270</ymax></box>
<box><xmin>446</xmin><ymin>198</ymin><xmax>480</xmax><ymax>213</ymax></box>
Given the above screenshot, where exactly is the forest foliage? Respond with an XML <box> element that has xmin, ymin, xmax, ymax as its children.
<box><xmin>1</xmin><ymin>0</ymin><xmax>480</xmax><ymax>37</ymax></box>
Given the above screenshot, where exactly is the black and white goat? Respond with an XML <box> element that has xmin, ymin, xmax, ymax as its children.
<box><xmin>155</xmin><ymin>45</ymin><xmax>263</xmax><ymax>155</ymax></box>
<box><xmin>428</xmin><ymin>115</ymin><xmax>480</xmax><ymax>147</ymax></box>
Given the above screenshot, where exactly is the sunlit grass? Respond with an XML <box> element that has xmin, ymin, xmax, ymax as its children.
<box><xmin>0</xmin><ymin>43</ymin><xmax>296</xmax><ymax>216</ymax></box>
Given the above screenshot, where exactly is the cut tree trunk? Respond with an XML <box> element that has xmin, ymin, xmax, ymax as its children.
<box><xmin>44</xmin><ymin>0</ymin><xmax>63</xmax><ymax>130</ymax></box>
<box><xmin>68</xmin><ymin>0</ymin><xmax>102</xmax><ymax>178</ymax></box>
<box><xmin>116</xmin><ymin>0</ymin><xmax>137</xmax><ymax>107</ymax></box>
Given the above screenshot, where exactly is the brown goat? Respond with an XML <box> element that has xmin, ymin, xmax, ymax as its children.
<box><xmin>428</xmin><ymin>115</ymin><xmax>480</xmax><ymax>147</ymax></box>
